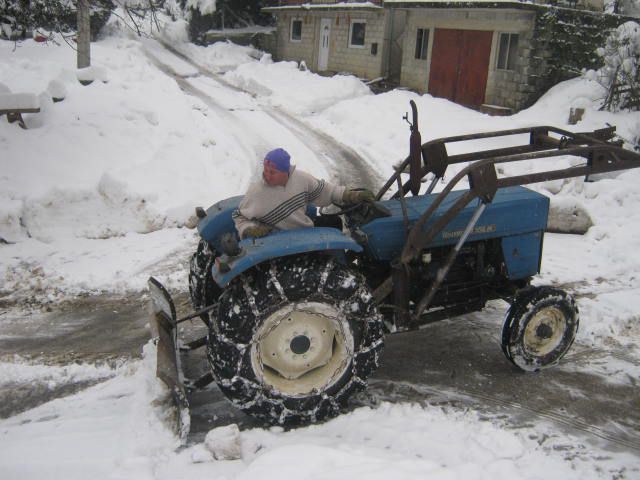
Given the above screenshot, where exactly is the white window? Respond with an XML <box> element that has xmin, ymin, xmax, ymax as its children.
<box><xmin>290</xmin><ymin>19</ymin><xmax>302</xmax><ymax>42</ymax></box>
<box><xmin>348</xmin><ymin>20</ymin><xmax>366</xmax><ymax>48</ymax></box>
<box><xmin>414</xmin><ymin>28</ymin><xmax>429</xmax><ymax>60</ymax></box>
<box><xmin>496</xmin><ymin>33</ymin><xmax>519</xmax><ymax>70</ymax></box>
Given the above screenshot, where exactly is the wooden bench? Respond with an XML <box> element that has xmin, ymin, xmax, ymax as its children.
<box><xmin>0</xmin><ymin>93</ymin><xmax>41</xmax><ymax>129</ymax></box>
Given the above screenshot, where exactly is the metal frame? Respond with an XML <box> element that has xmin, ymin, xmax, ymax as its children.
<box><xmin>373</xmin><ymin>101</ymin><xmax>640</xmax><ymax>326</ymax></box>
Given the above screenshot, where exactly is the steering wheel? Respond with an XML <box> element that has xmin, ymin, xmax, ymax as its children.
<box><xmin>319</xmin><ymin>200</ymin><xmax>392</xmax><ymax>222</ymax></box>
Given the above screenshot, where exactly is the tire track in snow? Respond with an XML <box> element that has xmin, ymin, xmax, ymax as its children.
<box><xmin>142</xmin><ymin>47</ymin><xmax>268</xmax><ymax>183</ymax></box>
<box><xmin>151</xmin><ymin>40</ymin><xmax>382</xmax><ymax>191</ymax></box>
<box><xmin>364</xmin><ymin>379</ymin><xmax>640</xmax><ymax>453</ymax></box>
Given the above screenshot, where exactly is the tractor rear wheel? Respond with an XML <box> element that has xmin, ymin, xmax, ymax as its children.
<box><xmin>207</xmin><ymin>254</ymin><xmax>385</xmax><ymax>425</ymax></box>
<box><xmin>501</xmin><ymin>286</ymin><xmax>579</xmax><ymax>372</ymax></box>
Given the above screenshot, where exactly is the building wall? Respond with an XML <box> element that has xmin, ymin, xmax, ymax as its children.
<box><xmin>398</xmin><ymin>8</ymin><xmax>537</xmax><ymax>111</ymax></box>
<box><xmin>274</xmin><ymin>13</ymin><xmax>317</xmax><ymax>67</ymax></box>
<box><xmin>272</xmin><ymin>10</ymin><xmax>387</xmax><ymax>79</ymax></box>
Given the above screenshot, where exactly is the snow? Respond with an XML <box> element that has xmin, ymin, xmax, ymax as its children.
<box><xmin>1</xmin><ymin>13</ymin><xmax>640</xmax><ymax>480</ymax></box>
<box><xmin>186</xmin><ymin>0</ymin><xmax>217</xmax><ymax>16</ymax></box>
<box><xmin>383</xmin><ymin>0</ymin><xmax>533</xmax><ymax>3</ymax></box>
<box><xmin>0</xmin><ymin>92</ymin><xmax>40</xmax><ymax>110</ymax></box>
<box><xmin>224</xmin><ymin>59</ymin><xmax>372</xmax><ymax>115</ymax></box>
<box><xmin>0</xmin><ymin>356</ymin><xmax>122</xmax><ymax>385</ymax></box>
<box><xmin>204</xmin><ymin>423</ymin><xmax>242</xmax><ymax>460</ymax></box>
<box><xmin>265</xmin><ymin>2</ymin><xmax>383</xmax><ymax>10</ymax></box>
<box><xmin>0</xmin><ymin>344</ymin><xmax>179</xmax><ymax>480</ymax></box>
<box><xmin>2</xmin><ymin>352</ymin><xmax>636</xmax><ymax>480</ymax></box>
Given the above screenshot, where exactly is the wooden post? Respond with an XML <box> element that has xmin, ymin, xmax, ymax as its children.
<box><xmin>77</xmin><ymin>0</ymin><xmax>91</xmax><ymax>69</ymax></box>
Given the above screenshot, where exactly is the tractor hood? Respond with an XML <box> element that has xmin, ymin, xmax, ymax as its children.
<box><xmin>363</xmin><ymin>186</ymin><xmax>549</xmax><ymax>260</ymax></box>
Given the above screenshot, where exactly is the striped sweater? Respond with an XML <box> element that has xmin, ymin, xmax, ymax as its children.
<box><xmin>232</xmin><ymin>166</ymin><xmax>345</xmax><ymax>238</ymax></box>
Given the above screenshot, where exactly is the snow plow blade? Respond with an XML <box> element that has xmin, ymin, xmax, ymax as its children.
<box><xmin>147</xmin><ymin>276</ymin><xmax>190</xmax><ymax>441</ymax></box>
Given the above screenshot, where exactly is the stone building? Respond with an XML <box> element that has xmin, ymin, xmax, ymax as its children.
<box><xmin>263</xmin><ymin>0</ymin><xmax>613</xmax><ymax>113</ymax></box>
<box><xmin>387</xmin><ymin>1</ymin><xmax>542</xmax><ymax>113</ymax></box>
<box><xmin>262</xmin><ymin>1</ymin><xmax>388</xmax><ymax>80</ymax></box>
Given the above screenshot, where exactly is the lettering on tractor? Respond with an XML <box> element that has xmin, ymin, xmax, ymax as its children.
<box><xmin>442</xmin><ymin>224</ymin><xmax>497</xmax><ymax>239</ymax></box>
<box><xmin>148</xmin><ymin>101</ymin><xmax>640</xmax><ymax>439</ymax></box>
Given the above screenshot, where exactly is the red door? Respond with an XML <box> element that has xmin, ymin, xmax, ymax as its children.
<box><xmin>428</xmin><ymin>28</ymin><xmax>493</xmax><ymax>107</ymax></box>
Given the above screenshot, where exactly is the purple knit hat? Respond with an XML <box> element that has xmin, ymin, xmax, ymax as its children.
<box><xmin>264</xmin><ymin>148</ymin><xmax>291</xmax><ymax>173</ymax></box>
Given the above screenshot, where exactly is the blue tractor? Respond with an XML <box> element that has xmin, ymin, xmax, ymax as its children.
<box><xmin>149</xmin><ymin>102</ymin><xmax>640</xmax><ymax>434</ymax></box>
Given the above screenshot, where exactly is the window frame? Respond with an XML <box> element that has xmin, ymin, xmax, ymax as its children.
<box><xmin>290</xmin><ymin>18</ymin><xmax>302</xmax><ymax>43</ymax></box>
<box><xmin>496</xmin><ymin>32</ymin><xmax>519</xmax><ymax>71</ymax></box>
<box><xmin>348</xmin><ymin>19</ymin><xmax>366</xmax><ymax>49</ymax></box>
<box><xmin>414</xmin><ymin>27</ymin><xmax>430</xmax><ymax>60</ymax></box>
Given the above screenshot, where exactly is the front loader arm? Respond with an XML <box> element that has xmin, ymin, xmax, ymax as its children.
<box><xmin>376</xmin><ymin>125</ymin><xmax>622</xmax><ymax>200</ymax></box>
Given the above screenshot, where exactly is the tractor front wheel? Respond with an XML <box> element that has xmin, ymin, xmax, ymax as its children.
<box><xmin>208</xmin><ymin>255</ymin><xmax>385</xmax><ymax>425</ymax></box>
<box><xmin>501</xmin><ymin>286</ymin><xmax>579</xmax><ymax>372</ymax></box>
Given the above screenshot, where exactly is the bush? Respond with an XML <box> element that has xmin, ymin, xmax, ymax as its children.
<box><xmin>589</xmin><ymin>21</ymin><xmax>640</xmax><ymax>111</ymax></box>
<box><xmin>0</xmin><ymin>0</ymin><xmax>114</xmax><ymax>39</ymax></box>
<box><xmin>186</xmin><ymin>0</ymin><xmax>273</xmax><ymax>45</ymax></box>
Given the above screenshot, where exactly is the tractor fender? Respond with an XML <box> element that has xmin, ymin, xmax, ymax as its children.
<box><xmin>212</xmin><ymin>227</ymin><xmax>363</xmax><ymax>287</ymax></box>
<box><xmin>197</xmin><ymin>195</ymin><xmax>243</xmax><ymax>251</ymax></box>
<box><xmin>197</xmin><ymin>195</ymin><xmax>318</xmax><ymax>253</ymax></box>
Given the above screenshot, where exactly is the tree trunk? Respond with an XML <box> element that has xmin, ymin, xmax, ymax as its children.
<box><xmin>77</xmin><ymin>0</ymin><xmax>91</xmax><ymax>69</ymax></box>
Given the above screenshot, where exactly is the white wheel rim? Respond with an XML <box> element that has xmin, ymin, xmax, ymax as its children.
<box><xmin>523</xmin><ymin>306</ymin><xmax>567</xmax><ymax>357</ymax></box>
<box><xmin>251</xmin><ymin>301</ymin><xmax>354</xmax><ymax>397</ymax></box>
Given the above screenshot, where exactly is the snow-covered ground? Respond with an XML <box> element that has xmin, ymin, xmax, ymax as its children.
<box><xmin>1</xmin><ymin>15</ymin><xmax>639</xmax><ymax>480</ymax></box>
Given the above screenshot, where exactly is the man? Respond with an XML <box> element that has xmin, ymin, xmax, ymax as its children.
<box><xmin>233</xmin><ymin>148</ymin><xmax>375</xmax><ymax>239</ymax></box>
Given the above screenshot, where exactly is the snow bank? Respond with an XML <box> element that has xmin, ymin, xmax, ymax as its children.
<box><xmin>0</xmin><ymin>34</ymin><xmax>253</xmax><ymax>243</ymax></box>
<box><xmin>155</xmin><ymin>402</ymin><xmax>636</xmax><ymax>480</ymax></box>
<box><xmin>224</xmin><ymin>57</ymin><xmax>372</xmax><ymax>115</ymax></box>
<box><xmin>171</xmin><ymin>39</ymin><xmax>264</xmax><ymax>73</ymax></box>
<box><xmin>0</xmin><ymin>343</ymin><xmax>179</xmax><ymax>480</ymax></box>
<box><xmin>0</xmin><ymin>228</ymin><xmax>196</xmax><ymax>300</ymax></box>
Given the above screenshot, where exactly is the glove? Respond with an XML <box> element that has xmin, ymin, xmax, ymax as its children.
<box><xmin>342</xmin><ymin>189</ymin><xmax>376</xmax><ymax>205</ymax></box>
<box><xmin>242</xmin><ymin>224</ymin><xmax>274</xmax><ymax>239</ymax></box>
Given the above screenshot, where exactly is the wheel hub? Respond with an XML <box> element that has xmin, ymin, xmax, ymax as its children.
<box><xmin>251</xmin><ymin>302</ymin><xmax>354</xmax><ymax>396</ymax></box>
<box><xmin>523</xmin><ymin>306</ymin><xmax>566</xmax><ymax>357</ymax></box>
<box><xmin>535</xmin><ymin>323</ymin><xmax>553</xmax><ymax>339</ymax></box>
<box><xmin>290</xmin><ymin>335</ymin><xmax>311</xmax><ymax>355</ymax></box>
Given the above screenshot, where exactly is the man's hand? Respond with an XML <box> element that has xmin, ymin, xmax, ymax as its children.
<box><xmin>242</xmin><ymin>224</ymin><xmax>274</xmax><ymax>239</ymax></box>
<box><xmin>342</xmin><ymin>189</ymin><xmax>376</xmax><ymax>205</ymax></box>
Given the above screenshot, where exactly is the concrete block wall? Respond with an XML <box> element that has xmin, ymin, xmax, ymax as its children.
<box><xmin>274</xmin><ymin>14</ymin><xmax>317</xmax><ymax>66</ymax></box>
<box><xmin>324</xmin><ymin>11</ymin><xmax>386</xmax><ymax>79</ymax></box>
<box><xmin>485</xmin><ymin>29</ymin><xmax>537</xmax><ymax>110</ymax></box>
<box><xmin>273</xmin><ymin>10</ymin><xmax>386</xmax><ymax>79</ymax></box>
<box><xmin>398</xmin><ymin>8</ymin><xmax>537</xmax><ymax>111</ymax></box>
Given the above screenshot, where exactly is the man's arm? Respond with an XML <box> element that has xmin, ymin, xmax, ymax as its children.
<box><xmin>303</xmin><ymin>171</ymin><xmax>374</xmax><ymax>206</ymax></box>
<box><xmin>302</xmin><ymin>171</ymin><xmax>346</xmax><ymax>207</ymax></box>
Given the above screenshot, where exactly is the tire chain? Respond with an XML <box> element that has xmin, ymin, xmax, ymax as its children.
<box><xmin>188</xmin><ymin>240</ymin><xmax>218</xmax><ymax>311</ymax></box>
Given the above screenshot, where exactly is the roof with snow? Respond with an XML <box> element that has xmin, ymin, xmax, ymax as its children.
<box><xmin>262</xmin><ymin>0</ymin><xmax>605</xmax><ymax>11</ymax></box>
<box><xmin>263</xmin><ymin>2</ymin><xmax>383</xmax><ymax>11</ymax></box>
<box><xmin>382</xmin><ymin>0</ymin><xmax>532</xmax><ymax>3</ymax></box>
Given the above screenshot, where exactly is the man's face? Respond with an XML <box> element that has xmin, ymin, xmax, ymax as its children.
<box><xmin>263</xmin><ymin>159</ymin><xmax>289</xmax><ymax>186</ymax></box>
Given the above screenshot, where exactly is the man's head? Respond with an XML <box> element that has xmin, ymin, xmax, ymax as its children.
<box><xmin>263</xmin><ymin>148</ymin><xmax>291</xmax><ymax>186</ymax></box>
